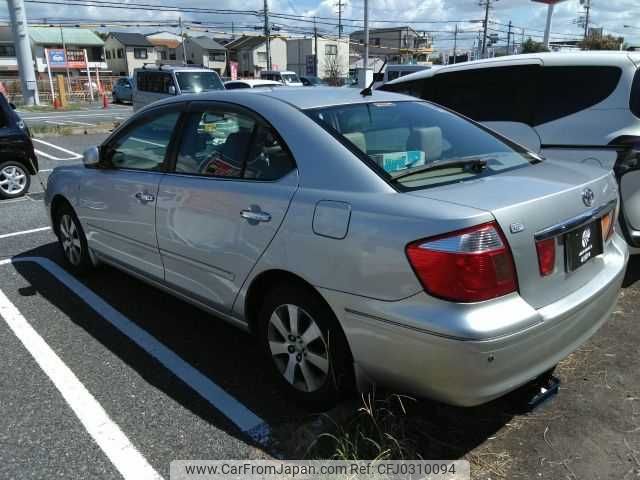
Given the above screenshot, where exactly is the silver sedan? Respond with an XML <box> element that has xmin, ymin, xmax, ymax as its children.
<box><xmin>45</xmin><ymin>87</ymin><xmax>629</xmax><ymax>409</ymax></box>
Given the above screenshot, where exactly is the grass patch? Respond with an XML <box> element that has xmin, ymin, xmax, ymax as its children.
<box><xmin>18</xmin><ymin>103</ymin><xmax>87</xmax><ymax>112</ymax></box>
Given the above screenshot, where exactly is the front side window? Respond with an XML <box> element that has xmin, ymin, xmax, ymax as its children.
<box><xmin>175</xmin><ymin>71</ymin><xmax>224</xmax><ymax>93</ymax></box>
<box><xmin>281</xmin><ymin>73</ymin><xmax>299</xmax><ymax>83</ymax></box>
<box><xmin>104</xmin><ymin>112</ymin><xmax>179</xmax><ymax>171</ymax></box>
<box><xmin>136</xmin><ymin>72</ymin><xmax>174</xmax><ymax>93</ymax></box>
<box><xmin>307</xmin><ymin>101</ymin><xmax>539</xmax><ymax>191</ymax></box>
<box><xmin>174</xmin><ymin>109</ymin><xmax>295</xmax><ymax>180</ymax></box>
<box><xmin>134</xmin><ymin>48</ymin><xmax>148</xmax><ymax>59</ymax></box>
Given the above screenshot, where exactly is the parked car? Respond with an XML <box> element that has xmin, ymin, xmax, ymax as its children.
<box><xmin>45</xmin><ymin>87</ymin><xmax>628</xmax><ymax>409</ymax></box>
<box><xmin>0</xmin><ymin>96</ymin><xmax>38</xmax><ymax>199</ymax></box>
<box><xmin>381</xmin><ymin>52</ymin><xmax>640</xmax><ymax>253</ymax></box>
<box><xmin>300</xmin><ymin>76</ymin><xmax>327</xmax><ymax>87</ymax></box>
<box><xmin>112</xmin><ymin>77</ymin><xmax>133</xmax><ymax>103</ymax></box>
<box><xmin>260</xmin><ymin>70</ymin><xmax>303</xmax><ymax>86</ymax></box>
<box><xmin>132</xmin><ymin>65</ymin><xmax>225</xmax><ymax>111</ymax></box>
<box><xmin>224</xmin><ymin>79</ymin><xmax>282</xmax><ymax>89</ymax></box>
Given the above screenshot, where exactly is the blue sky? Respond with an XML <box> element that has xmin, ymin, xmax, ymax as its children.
<box><xmin>2</xmin><ymin>0</ymin><xmax>639</xmax><ymax>52</ymax></box>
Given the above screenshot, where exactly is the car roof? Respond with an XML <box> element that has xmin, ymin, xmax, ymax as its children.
<box><xmin>144</xmin><ymin>86</ymin><xmax>413</xmax><ymax>112</ymax></box>
<box><xmin>133</xmin><ymin>65</ymin><xmax>214</xmax><ymax>73</ymax></box>
<box><xmin>388</xmin><ymin>51</ymin><xmax>640</xmax><ymax>84</ymax></box>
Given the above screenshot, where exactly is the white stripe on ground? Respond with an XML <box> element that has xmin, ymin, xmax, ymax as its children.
<box><xmin>0</xmin><ymin>288</ymin><xmax>164</xmax><ymax>480</ymax></box>
<box><xmin>32</xmin><ymin>139</ymin><xmax>83</xmax><ymax>159</ymax></box>
<box><xmin>35</xmin><ymin>149</ymin><xmax>79</xmax><ymax>161</ymax></box>
<box><xmin>2</xmin><ymin>257</ymin><xmax>269</xmax><ymax>439</ymax></box>
<box><xmin>21</xmin><ymin>113</ymin><xmax>123</xmax><ymax>120</ymax></box>
<box><xmin>0</xmin><ymin>227</ymin><xmax>51</xmax><ymax>239</ymax></box>
<box><xmin>44</xmin><ymin>120</ymin><xmax>67</xmax><ymax>126</ymax></box>
<box><xmin>63</xmin><ymin>120</ymin><xmax>97</xmax><ymax>126</ymax></box>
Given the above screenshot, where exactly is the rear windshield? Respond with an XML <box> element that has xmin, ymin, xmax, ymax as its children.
<box><xmin>282</xmin><ymin>73</ymin><xmax>300</xmax><ymax>83</ymax></box>
<box><xmin>307</xmin><ymin>101</ymin><xmax>540</xmax><ymax>190</ymax></box>
<box><xmin>175</xmin><ymin>71</ymin><xmax>224</xmax><ymax>93</ymax></box>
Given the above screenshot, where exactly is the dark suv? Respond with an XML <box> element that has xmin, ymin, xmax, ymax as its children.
<box><xmin>0</xmin><ymin>95</ymin><xmax>37</xmax><ymax>199</ymax></box>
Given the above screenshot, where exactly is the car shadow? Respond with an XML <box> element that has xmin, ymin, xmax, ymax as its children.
<box><xmin>623</xmin><ymin>255</ymin><xmax>640</xmax><ymax>288</ymax></box>
<box><xmin>11</xmin><ymin>243</ymin><xmax>543</xmax><ymax>460</ymax></box>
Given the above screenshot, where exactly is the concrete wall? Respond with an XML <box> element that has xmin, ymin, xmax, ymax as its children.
<box><xmin>287</xmin><ymin>38</ymin><xmax>348</xmax><ymax>79</ymax></box>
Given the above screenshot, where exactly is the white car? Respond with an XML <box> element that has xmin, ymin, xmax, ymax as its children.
<box><xmin>260</xmin><ymin>70</ymin><xmax>303</xmax><ymax>87</ymax></box>
<box><xmin>382</xmin><ymin>51</ymin><xmax>640</xmax><ymax>253</ymax></box>
<box><xmin>224</xmin><ymin>79</ymin><xmax>283</xmax><ymax>89</ymax></box>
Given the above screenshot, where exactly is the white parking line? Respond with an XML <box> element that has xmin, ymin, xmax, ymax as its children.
<box><xmin>44</xmin><ymin>120</ymin><xmax>68</xmax><ymax>126</ymax></box>
<box><xmin>0</xmin><ymin>289</ymin><xmax>163</xmax><ymax>480</ymax></box>
<box><xmin>22</xmin><ymin>113</ymin><xmax>122</xmax><ymax>120</ymax></box>
<box><xmin>64</xmin><ymin>120</ymin><xmax>97</xmax><ymax>126</ymax></box>
<box><xmin>2</xmin><ymin>257</ymin><xmax>269</xmax><ymax>441</ymax></box>
<box><xmin>0</xmin><ymin>227</ymin><xmax>51</xmax><ymax>239</ymax></box>
<box><xmin>33</xmin><ymin>138</ymin><xmax>82</xmax><ymax>161</ymax></box>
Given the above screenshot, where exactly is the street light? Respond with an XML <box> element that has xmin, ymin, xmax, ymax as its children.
<box><xmin>531</xmin><ymin>0</ymin><xmax>569</xmax><ymax>48</ymax></box>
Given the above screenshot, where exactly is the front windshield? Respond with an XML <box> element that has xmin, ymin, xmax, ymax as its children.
<box><xmin>175</xmin><ymin>71</ymin><xmax>224</xmax><ymax>93</ymax></box>
<box><xmin>282</xmin><ymin>73</ymin><xmax>300</xmax><ymax>83</ymax></box>
<box><xmin>307</xmin><ymin>101</ymin><xmax>540</xmax><ymax>190</ymax></box>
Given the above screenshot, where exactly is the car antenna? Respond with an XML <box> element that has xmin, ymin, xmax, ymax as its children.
<box><xmin>360</xmin><ymin>59</ymin><xmax>387</xmax><ymax>97</ymax></box>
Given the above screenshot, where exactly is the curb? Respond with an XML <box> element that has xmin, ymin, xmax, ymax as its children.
<box><xmin>31</xmin><ymin>121</ymin><xmax>120</xmax><ymax>139</ymax></box>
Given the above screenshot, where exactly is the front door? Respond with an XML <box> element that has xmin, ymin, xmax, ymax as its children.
<box><xmin>156</xmin><ymin>102</ymin><xmax>298</xmax><ymax>311</ymax></box>
<box><xmin>76</xmin><ymin>106</ymin><xmax>182</xmax><ymax>279</ymax></box>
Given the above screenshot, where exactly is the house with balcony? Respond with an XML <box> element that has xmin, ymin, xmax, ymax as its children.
<box><xmin>146</xmin><ymin>31</ymin><xmax>183</xmax><ymax>65</ymax></box>
<box><xmin>349</xmin><ymin>26</ymin><xmax>433</xmax><ymax>64</ymax></box>
<box><xmin>182</xmin><ymin>36</ymin><xmax>227</xmax><ymax>74</ymax></box>
<box><xmin>104</xmin><ymin>32</ymin><xmax>157</xmax><ymax>76</ymax></box>
<box><xmin>226</xmin><ymin>35</ymin><xmax>287</xmax><ymax>78</ymax></box>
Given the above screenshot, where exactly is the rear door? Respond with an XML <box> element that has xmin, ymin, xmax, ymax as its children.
<box><xmin>76</xmin><ymin>104</ymin><xmax>183</xmax><ymax>279</ymax></box>
<box><xmin>156</xmin><ymin>101</ymin><xmax>298</xmax><ymax>311</ymax></box>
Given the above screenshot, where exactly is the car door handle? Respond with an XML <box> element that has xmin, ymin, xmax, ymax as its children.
<box><xmin>135</xmin><ymin>192</ymin><xmax>155</xmax><ymax>203</ymax></box>
<box><xmin>240</xmin><ymin>209</ymin><xmax>271</xmax><ymax>223</ymax></box>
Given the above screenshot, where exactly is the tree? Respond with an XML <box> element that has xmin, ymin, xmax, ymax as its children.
<box><xmin>580</xmin><ymin>34</ymin><xmax>624</xmax><ymax>51</ymax></box>
<box><xmin>521</xmin><ymin>38</ymin><xmax>549</xmax><ymax>54</ymax></box>
<box><xmin>323</xmin><ymin>55</ymin><xmax>345</xmax><ymax>86</ymax></box>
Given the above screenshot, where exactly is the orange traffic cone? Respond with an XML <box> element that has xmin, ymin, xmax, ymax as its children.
<box><xmin>53</xmin><ymin>98</ymin><xmax>60</xmax><ymax>109</ymax></box>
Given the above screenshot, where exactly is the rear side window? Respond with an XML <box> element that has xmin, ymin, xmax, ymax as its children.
<box><xmin>630</xmin><ymin>68</ymin><xmax>640</xmax><ymax>118</ymax></box>
<box><xmin>432</xmin><ymin>65</ymin><xmax>539</xmax><ymax>124</ymax></box>
<box><xmin>535</xmin><ymin>66</ymin><xmax>622</xmax><ymax>125</ymax></box>
<box><xmin>136</xmin><ymin>71</ymin><xmax>174</xmax><ymax>94</ymax></box>
<box><xmin>225</xmin><ymin>82</ymin><xmax>250</xmax><ymax>90</ymax></box>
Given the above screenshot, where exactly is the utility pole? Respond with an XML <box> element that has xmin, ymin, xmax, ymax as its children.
<box><xmin>179</xmin><ymin>17</ymin><xmax>187</xmax><ymax>64</ymax></box>
<box><xmin>7</xmin><ymin>0</ymin><xmax>39</xmax><ymax>105</ymax></box>
<box><xmin>363</xmin><ymin>0</ymin><xmax>369</xmax><ymax>70</ymax></box>
<box><xmin>582</xmin><ymin>0</ymin><xmax>591</xmax><ymax>42</ymax></box>
<box><xmin>263</xmin><ymin>0</ymin><xmax>272</xmax><ymax>70</ymax></box>
<box><xmin>336</xmin><ymin>0</ymin><xmax>345</xmax><ymax>39</ymax></box>
<box><xmin>506</xmin><ymin>20</ymin><xmax>512</xmax><ymax>54</ymax></box>
<box><xmin>480</xmin><ymin>0</ymin><xmax>492</xmax><ymax>57</ymax></box>
<box><xmin>314</xmin><ymin>17</ymin><xmax>319</xmax><ymax>77</ymax></box>
<box><xmin>60</xmin><ymin>24</ymin><xmax>72</xmax><ymax>96</ymax></box>
<box><xmin>453</xmin><ymin>24</ymin><xmax>458</xmax><ymax>64</ymax></box>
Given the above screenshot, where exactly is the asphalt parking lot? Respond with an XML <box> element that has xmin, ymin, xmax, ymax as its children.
<box><xmin>2</xmin><ymin>133</ymin><xmax>640</xmax><ymax>479</ymax></box>
<box><xmin>17</xmin><ymin>103</ymin><xmax>133</xmax><ymax>128</ymax></box>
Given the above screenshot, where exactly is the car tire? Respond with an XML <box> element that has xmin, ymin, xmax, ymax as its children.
<box><xmin>0</xmin><ymin>160</ymin><xmax>30</xmax><ymax>199</ymax></box>
<box><xmin>257</xmin><ymin>282</ymin><xmax>354</xmax><ymax>410</ymax></box>
<box><xmin>112</xmin><ymin>93</ymin><xmax>119</xmax><ymax>104</ymax></box>
<box><xmin>54</xmin><ymin>203</ymin><xmax>93</xmax><ymax>275</ymax></box>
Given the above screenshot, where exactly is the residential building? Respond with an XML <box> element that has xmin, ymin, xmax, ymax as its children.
<box><xmin>146</xmin><ymin>31</ymin><xmax>183</xmax><ymax>65</ymax></box>
<box><xmin>104</xmin><ymin>32</ymin><xmax>157</xmax><ymax>76</ymax></box>
<box><xmin>29</xmin><ymin>27</ymin><xmax>106</xmax><ymax>77</ymax></box>
<box><xmin>0</xmin><ymin>27</ymin><xmax>17</xmax><ymax>77</ymax></box>
<box><xmin>226</xmin><ymin>35</ymin><xmax>287</xmax><ymax>78</ymax></box>
<box><xmin>287</xmin><ymin>37</ymin><xmax>349</xmax><ymax>80</ymax></box>
<box><xmin>349</xmin><ymin>26</ymin><xmax>432</xmax><ymax>64</ymax></box>
<box><xmin>182</xmin><ymin>36</ymin><xmax>227</xmax><ymax>74</ymax></box>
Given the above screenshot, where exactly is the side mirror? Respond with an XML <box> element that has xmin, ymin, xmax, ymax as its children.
<box><xmin>82</xmin><ymin>146</ymin><xmax>101</xmax><ymax>168</ymax></box>
<box><xmin>9</xmin><ymin>102</ymin><xmax>16</xmax><ymax>110</ymax></box>
<box><xmin>168</xmin><ymin>85</ymin><xmax>176</xmax><ymax>95</ymax></box>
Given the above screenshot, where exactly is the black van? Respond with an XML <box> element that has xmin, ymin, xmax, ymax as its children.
<box><xmin>0</xmin><ymin>95</ymin><xmax>37</xmax><ymax>199</ymax></box>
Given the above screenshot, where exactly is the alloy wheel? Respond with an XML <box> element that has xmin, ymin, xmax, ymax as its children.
<box><xmin>267</xmin><ymin>304</ymin><xmax>330</xmax><ymax>393</ymax></box>
<box><xmin>59</xmin><ymin>214</ymin><xmax>82</xmax><ymax>266</ymax></box>
<box><xmin>0</xmin><ymin>165</ymin><xmax>27</xmax><ymax>196</ymax></box>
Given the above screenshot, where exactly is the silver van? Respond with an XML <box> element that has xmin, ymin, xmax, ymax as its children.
<box><xmin>132</xmin><ymin>65</ymin><xmax>224</xmax><ymax>111</ymax></box>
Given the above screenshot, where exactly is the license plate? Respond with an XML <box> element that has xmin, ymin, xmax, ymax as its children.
<box><xmin>565</xmin><ymin>220</ymin><xmax>603</xmax><ymax>272</ymax></box>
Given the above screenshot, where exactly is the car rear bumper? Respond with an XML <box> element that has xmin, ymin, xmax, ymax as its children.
<box><xmin>321</xmin><ymin>233</ymin><xmax>628</xmax><ymax>406</ymax></box>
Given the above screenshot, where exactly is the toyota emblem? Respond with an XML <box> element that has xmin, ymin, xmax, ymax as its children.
<box><xmin>582</xmin><ymin>188</ymin><xmax>595</xmax><ymax>207</ymax></box>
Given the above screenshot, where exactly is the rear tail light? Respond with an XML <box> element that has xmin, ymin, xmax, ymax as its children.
<box><xmin>535</xmin><ymin>238</ymin><xmax>556</xmax><ymax>277</ymax></box>
<box><xmin>601</xmin><ymin>208</ymin><xmax>616</xmax><ymax>242</ymax></box>
<box><xmin>406</xmin><ymin>222</ymin><xmax>518</xmax><ymax>303</ymax></box>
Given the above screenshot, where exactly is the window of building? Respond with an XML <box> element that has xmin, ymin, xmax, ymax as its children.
<box><xmin>134</xmin><ymin>48</ymin><xmax>148</xmax><ymax>59</ymax></box>
<box><xmin>257</xmin><ymin>51</ymin><xmax>267</xmax><ymax>62</ymax></box>
<box><xmin>0</xmin><ymin>45</ymin><xmax>16</xmax><ymax>57</ymax></box>
<box><xmin>208</xmin><ymin>51</ymin><xmax>226</xmax><ymax>62</ymax></box>
<box><xmin>325</xmin><ymin>44</ymin><xmax>337</xmax><ymax>56</ymax></box>
<box><xmin>169</xmin><ymin>51</ymin><xmax>177</xmax><ymax>60</ymax></box>
<box><xmin>374</xmin><ymin>38</ymin><xmax>381</xmax><ymax>46</ymax></box>
<box><xmin>159</xmin><ymin>50</ymin><xmax>167</xmax><ymax>60</ymax></box>
<box><xmin>117</xmin><ymin>48</ymin><xmax>124</xmax><ymax>58</ymax></box>
<box><xmin>105</xmin><ymin>50</ymin><xmax>111</xmax><ymax>60</ymax></box>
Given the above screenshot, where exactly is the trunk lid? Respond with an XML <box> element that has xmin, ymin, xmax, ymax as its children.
<box><xmin>408</xmin><ymin>160</ymin><xmax>618</xmax><ymax>309</ymax></box>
